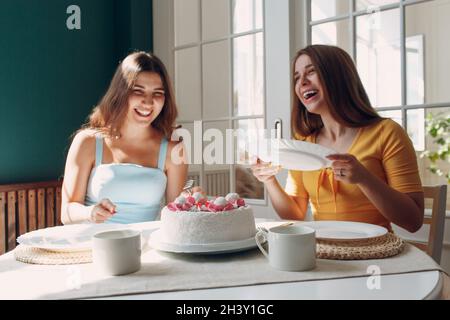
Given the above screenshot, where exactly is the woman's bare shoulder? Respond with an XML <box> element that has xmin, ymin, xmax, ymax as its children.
<box><xmin>69</xmin><ymin>129</ymin><xmax>99</xmax><ymax>159</ymax></box>
<box><xmin>75</xmin><ymin>128</ymin><xmax>100</xmax><ymax>138</ymax></box>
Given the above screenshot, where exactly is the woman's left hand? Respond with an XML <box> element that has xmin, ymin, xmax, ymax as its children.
<box><xmin>181</xmin><ymin>186</ymin><xmax>207</xmax><ymax>198</ymax></box>
<box><xmin>326</xmin><ymin>154</ymin><xmax>369</xmax><ymax>184</ymax></box>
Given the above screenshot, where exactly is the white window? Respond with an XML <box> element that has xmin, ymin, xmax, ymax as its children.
<box><xmin>305</xmin><ymin>0</ymin><xmax>450</xmax><ymax>208</ymax></box>
<box><xmin>154</xmin><ymin>0</ymin><xmax>293</xmax><ymax>218</ymax></box>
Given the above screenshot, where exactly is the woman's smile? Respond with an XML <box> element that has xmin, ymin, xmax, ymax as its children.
<box><xmin>134</xmin><ymin>107</ymin><xmax>153</xmax><ymax>119</ymax></box>
<box><xmin>301</xmin><ymin>89</ymin><xmax>319</xmax><ymax>104</ymax></box>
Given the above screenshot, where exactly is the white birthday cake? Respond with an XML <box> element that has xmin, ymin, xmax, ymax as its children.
<box><xmin>160</xmin><ymin>192</ymin><xmax>256</xmax><ymax>245</ymax></box>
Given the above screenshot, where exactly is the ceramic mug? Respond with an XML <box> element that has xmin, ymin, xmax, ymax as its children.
<box><xmin>255</xmin><ymin>224</ymin><xmax>316</xmax><ymax>271</ymax></box>
<box><xmin>92</xmin><ymin>229</ymin><xmax>141</xmax><ymax>276</ymax></box>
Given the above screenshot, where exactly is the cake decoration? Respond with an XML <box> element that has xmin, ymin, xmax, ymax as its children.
<box><xmin>167</xmin><ymin>193</ymin><xmax>246</xmax><ymax>213</ymax></box>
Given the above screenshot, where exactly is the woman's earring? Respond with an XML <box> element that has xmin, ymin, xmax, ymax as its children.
<box><xmin>113</xmin><ymin>129</ymin><xmax>121</xmax><ymax>140</ymax></box>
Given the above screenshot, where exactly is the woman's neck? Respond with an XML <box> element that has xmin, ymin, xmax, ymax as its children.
<box><xmin>118</xmin><ymin>123</ymin><xmax>158</xmax><ymax>143</ymax></box>
<box><xmin>319</xmin><ymin>113</ymin><xmax>352</xmax><ymax>142</ymax></box>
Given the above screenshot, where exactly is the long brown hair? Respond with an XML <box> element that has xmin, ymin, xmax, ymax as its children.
<box><xmin>291</xmin><ymin>45</ymin><xmax>381</xmax><ymax>139</ymax></box>
<box><xmin>84</xmin><ymin>51</ymin><xmax>178</xmax><ymax>139</ymax></box>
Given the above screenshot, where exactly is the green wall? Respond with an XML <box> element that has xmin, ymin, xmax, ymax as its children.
<box><xmin>0</xmin><ymin>0</ymin><xmax>153</xmax><ymax>184</ymax></box>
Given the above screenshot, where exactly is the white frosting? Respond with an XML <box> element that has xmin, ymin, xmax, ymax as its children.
<box><xmin>192</xmin><ymin>192</ymin><xmax>205</xmax><ymax>202</ymax></box>
<box><xmin>225</xmin><ymin>193</ymin><xmax>239</xmax><ymax>202</ymax></box>
<box><xmin>213</xmin><ymin>197</ymin><xmax>227</xmax><ymax>206</ymax></box>
<box><xmin>160</xmin><ymin>206</ymin><xmax>256</xmax><ymax>245</ymax></box>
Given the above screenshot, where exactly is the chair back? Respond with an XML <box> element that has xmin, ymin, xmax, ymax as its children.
<box><xmin>410</xmin><ymin>185</ymin><xmax>447</xmax><ymax>264</ymax></box>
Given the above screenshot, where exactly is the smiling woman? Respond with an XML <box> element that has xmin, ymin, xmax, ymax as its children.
<box><xmin>252</xmin><ymin>45</ymin><xmax>424</xmax><ymax>233</ymax></box>
<box><xmin>61</xmin><ymin>52</ymin><xmax>188</xmax><ymax>225</ymax></box>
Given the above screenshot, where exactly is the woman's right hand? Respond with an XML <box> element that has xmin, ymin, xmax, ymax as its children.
<box><xmin>88</xmin><ymin>199</ymin><xmax>116</xmax><ymax>223</ymax></box>
<box><xmin>251</xmin><ymin>159</ymin><xmax>282</xmax><ymax>184</ymax></box>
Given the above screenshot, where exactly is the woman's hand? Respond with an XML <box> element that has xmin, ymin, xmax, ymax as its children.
<box><xmin>326</xmin><ymin>154</ymin><xmax>370</xmax><ymax>184</ymax></box>
<box><xmin>181</xmin><ymin>186</ymin><xmax>207</xmax><ymax>198</ymax></box>
<box><xmin>88</xmin><ymin>198</ymin><xmax>116</xmax><ymax>223</ymax></box>
<box><xmin>251</xmin><ymin>159</ymin><xmax>282</xmax><ymax>184</ymax></box>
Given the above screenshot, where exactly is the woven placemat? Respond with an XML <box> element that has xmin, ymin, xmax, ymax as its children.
<box><xmin>317</xmin><ymin>232</ymin><xmax>405</xmax><ymax>260</ymax></box>
<box><xmin>14</xmin><ymin>245</ymin><xmax>92</xmax><ymax>265</ymax></box>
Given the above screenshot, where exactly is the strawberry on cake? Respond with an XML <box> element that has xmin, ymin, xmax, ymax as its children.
<box><xmin>160</xmin><ymin>193</ymin><xmax>256</xmax><ymax>245</ymax></box>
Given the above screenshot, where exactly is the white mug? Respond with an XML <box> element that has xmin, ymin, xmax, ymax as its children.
<box><xmin>92</xmin><ymin>229</ymin><xmax>141</xmax><ymax>276</ymax></box>
<box><xmin>255</xmin><ymin>225</ymin><xmax>316</xmax><ymax>272</ymax></box>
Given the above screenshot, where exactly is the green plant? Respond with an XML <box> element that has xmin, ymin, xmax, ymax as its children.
<box><xmin>420</xmin><ymin>112</ymin><xmax>450</xmax><ymax>183</ymax></box>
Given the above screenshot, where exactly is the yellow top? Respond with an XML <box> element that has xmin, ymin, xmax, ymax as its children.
<box><xmin>285</xmin><ymin>119</ymin><xmax>423</xmax><ymax>230</ymax></box>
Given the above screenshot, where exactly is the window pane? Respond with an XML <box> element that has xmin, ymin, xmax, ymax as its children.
<box><xmin>203</xmin><ymin>40</ymin><xmax>231</xmax><ymax>119</ymax></box>
<box><xmin>202</xmin><ymin>0</ymin><xmax>229</xmax><ymax>41</ymax></box>
<box><xmin>233</xmin><ymin>33</ymin><xmax>264</xmax><ymax>116</ymax></box>
<box><xmin>406</xmin><ymin>35</ymin><xmax>425</xmax><ymax>105</ymax></box>
<box><xmin>311</xmin><ymin>0</ymin><xmax>350</xmax><ymax>21</ymax></box>
<box><xmin>175</xmin><ymin>47</ymin><xmax>202</xmax><ymax>121</ymax></box>
<box><xmin>357</xmin><ymin>9</ymin><xmax>401</xmax><ymax>107</ymax></box>
<box><xmin>356</xmin><ymin>0</ymin><xmax>399</xmax><ymax>12</ymax></box>
<box><xmin>378</xmin><ymin>110</ymin><xmax>402</xmax><ymax>126</ymax></box>
<box><xmin>406</xmin><ymin>109</ymin><xmax>425</xmax><ymax>151</ymax></box>
<box><xmin>203</xmin><ymin>121</ymin><xmax>231</xmax><ymax>196</ymax></box>
<box><xmin>416</xmin><ymin>107</ymin><xmax>450</xmax><ymax>210</ymax></box>
<box><xmin>312</xmin><ymin>19</ymin><xmax>351</xmax><ymax>56</ymax></box>
<box><xmin>232</xmin><ymin>0</ymin><xmax>263</xmax><ymax>34</ymax></box>
<box><xmin>234</xmin><ymin>118</ymin><xmax>265</xmax><ymax>166</ymax></box>
<box><xmin>174</xmin><ymin>0</ymin><xmax>200</xmax><ymax>46</ymax></box>
<box><xmin>406</xmin><ymin>0</ymin><xmax>450</xmax><ymax>105</ymax></box>
<box><xmin>379</xmin><ymin>108</ymin><xmax>448</xmax><ymax>171</ymax></box>
<box><xmin>235</xmin><ymin>119</ymin><xmax>265</xmax><ymax>200</ymax></box>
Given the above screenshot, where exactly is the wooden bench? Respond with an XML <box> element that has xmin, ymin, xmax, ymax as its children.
<box><xmin>0</xmin><ymin>180</ymin><xmax>63</xmax><ymax>254</ymax></box>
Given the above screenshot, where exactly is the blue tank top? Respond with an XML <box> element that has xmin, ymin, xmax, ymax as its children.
<box><xmin>85</xmin><ymin>134</ymin><xmax>168</xmax><ymax>224</ymax></box>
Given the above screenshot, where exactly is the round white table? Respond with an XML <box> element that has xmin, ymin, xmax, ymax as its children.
<box><xmin>1</xmin><ymin>220</ymin><xmax>444</xmax><ymax>300</ymax></box>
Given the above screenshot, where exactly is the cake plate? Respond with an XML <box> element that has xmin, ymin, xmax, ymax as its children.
<box><xmin>149</xmin><ymin>229</ymin><xmax>258</xmax><ymax>255</ymax></box>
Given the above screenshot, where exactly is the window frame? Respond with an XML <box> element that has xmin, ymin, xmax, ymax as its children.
<box><xmin>304</xmin><ymin>0</ymin><xmax>450</xmax><ymax>140</ymax></box>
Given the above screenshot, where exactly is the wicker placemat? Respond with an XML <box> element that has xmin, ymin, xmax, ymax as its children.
<box><xmin>14</xmin><ymin>245</ymin><xmax>92</xmax><ymax>265</ymax></box>
<box><xmin>317</xmin><ymin>232</ymin><xmax>405</xmax><ymax>260</ymax></box>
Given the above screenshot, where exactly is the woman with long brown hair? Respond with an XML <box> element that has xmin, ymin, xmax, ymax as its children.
<box><xmin>61</xmin><ymin>51</ymin><xmax>188</xmax><ymax>224</ymax></box>
<box><xmin>252</xmin><ymin>45</ymin><xmax>424</xmax><ymax>232</ymax></box>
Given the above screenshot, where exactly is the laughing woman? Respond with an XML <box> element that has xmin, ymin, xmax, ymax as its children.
<box><xmin>61</xmin><ymin>52</ymin><xmax>188</xmax><ymax>224</ymax></box>
<box><xmin>252</xmin><ymin>45</ymin><xmax>424</xmax><ymax>232</ymax></box>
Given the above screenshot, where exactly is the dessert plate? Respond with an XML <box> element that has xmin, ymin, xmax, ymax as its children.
<box><xmin>257</xmin><ymin>221</ymin><xmax>387</xmax><ymax>242</ymax></box>
<box><xmin>252</xmin><ymin>139</ymin><xmax>337</xmax><ymax>171</ymax></box>
<box><xmin>149</xmin><ymin>229</ymin><xmax>258</xmax><ymax>255</ymax></box>
<box><xmin>16</xmin><ymin>223</ymin><xmax>125</xmax><ymax>252</ymax></box>
<box><xmin>300</xmin><ymin>221</ymin><xmax>388</xmax><ymax>241</ymax></box>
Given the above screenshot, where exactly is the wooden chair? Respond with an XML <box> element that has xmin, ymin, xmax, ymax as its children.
<box><xmin>409</xmin><ymin>185</ymin><xmax>447</xmax><ymax>264</ymax></box>
<box><xmin>0</xmin><ymin>180</ymin><xmax>63</xmax><ymax>254</ymax></box>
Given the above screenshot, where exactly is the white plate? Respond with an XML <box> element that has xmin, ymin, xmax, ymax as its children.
<box><xmin>149</xmin><ymin>230</ymin><xmax>258</xmax><ymax>255</ymax></box>
<box><xmin>300</xmin><ymin>221</ymin><xmax>388</xmax><ymax>241</ymax></box>
<box><xmin>251</xmin><ymin>139</ymin><xmax>336</xmax><ymax>171</ymax></box>
<box><xmin>16</xmin><ymin>223</ymin><xmax>126</xmax><ymax>252</ymax></box>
